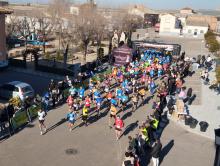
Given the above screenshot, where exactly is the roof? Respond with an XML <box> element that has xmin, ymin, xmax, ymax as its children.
<box><xmin>181</xmin><ymin>7</ymin><xmax>193</xmax><ymax>10</ymax></box>
<box><xmin>186</xmin><ymin>19</ymin><xmax>208</xmax><ymax>27</ymax></box>
<box><xmin>0</xmin><ymin>7</ymin><xmax>13</xmax><ymax>14</ymax></box>
<box><xmin>160</xmin><ymin>13</ymin><xmax>176</xmax><ymax>18</ymax></box>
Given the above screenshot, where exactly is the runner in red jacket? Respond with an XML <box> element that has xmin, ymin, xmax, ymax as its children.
<box><xmin>66</xmin><ymin>95</ymin><xmax>73</xmax><ymax>108</ymax></box>
<box><xmin>114</xmin><ymin>115</ymin><xmax>124</xmax><ymax>140</ymax></box>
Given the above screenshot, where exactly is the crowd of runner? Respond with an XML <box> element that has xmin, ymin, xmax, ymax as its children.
<box><xmin>36</xmin><ymin>47</ymin><xmax>216</xmax><ymax>166</ymax></box>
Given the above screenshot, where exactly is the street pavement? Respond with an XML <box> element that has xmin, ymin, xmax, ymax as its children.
<box><xmin>186</xmin><ymin>68</ymin><xmax>220</xmax><ymax>139</ymax></box>
<box><xmin>0</xmin><ymin>92</ymin><xmax>215</xmax><ymax>166</ymax></box>
<box><xmin>0</xmin><ymin>36</ymin><xmax>216</xmax><ymax>166</ymax></box>
<box><xmin>152</xmin><ymin>35</ymin><xmax>220</xmax><ymax>140</ymax></box>
<box><xmin>0</xmin><ymin>68</ymin><xmax>57</xmax><ymax>96</ymax></box>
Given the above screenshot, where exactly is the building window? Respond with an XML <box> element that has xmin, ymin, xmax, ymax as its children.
<box><xmin>188</xmin><ymin>29</ymin><xmax>192</xmax><ymax>33</ymax></box>
<box><xmin>200</xmin><ymin>30</ymin><xmax>204</xmax><ymax>34</ymax></box>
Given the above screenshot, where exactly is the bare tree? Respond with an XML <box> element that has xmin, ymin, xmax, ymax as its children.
<box><xmin>74</xmin><ymin>3</ymin><xmax>97</xmax><ymax>65</ymax></box>
<box><xmin>6</xmin><ymin>15</ymin><xmax>19</xmax><ymax>37</ymax></box>
<box><xmin>93</xmin><ymin>14</ymin><xmax>106</xmax><ymax>50</ymax></box>
<box><xmin>16</xmin><ymin>17</ymin><xmax>37</xmax><ymax>51</ymax></box>
<box><xmin>48</xmin><ymin>0</ymin><xmax>70</xmax><ymax>18</ymax></box>
<box><xmin>37</xmin><ymin>17</ymin><xmax>55</xmax><ymax>54</ymax></box>
<box><xmin>121</xmin><ymin>14</ymin><xmax>144</xmax><ymax>43</ymax></box>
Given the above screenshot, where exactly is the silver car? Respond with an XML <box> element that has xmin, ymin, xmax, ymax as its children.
<box><xmin>0</xmin><ymin>81</ymin><xmax>35</xmax><ymax>101</ymax></box>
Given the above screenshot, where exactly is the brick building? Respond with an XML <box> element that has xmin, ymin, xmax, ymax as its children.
<box><xmin>0</xmin><ymin>6</ymin><xmax>12</xmax><ymax>68</ymax></box>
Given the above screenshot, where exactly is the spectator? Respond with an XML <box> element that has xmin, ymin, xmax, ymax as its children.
<box><xmin>122</xmin><ymin>152</ymin><xmax>135</xmax><ymax>166</ymax></box>
<box><xmin>151</xmin><ymin>139</ymin><xmax>162</xmax><ymax>166</ymax></box>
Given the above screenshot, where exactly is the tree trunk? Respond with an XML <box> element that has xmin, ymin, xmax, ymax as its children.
<box><xmin>43</xmin><ymin>34</ymin><xmax>46</xmax><ymax>55</ymax></box>
<box><xmin>25</xmin><ymin>37</ymin><xmax>27</xmax><ymax>51</ymax></box>
<box><xmin>83</xmin><ymin>44</ymin><xmax>87</xmax><ymax>65</ymax></box>
<box><xmin>63</xmin><ymin>44</ymin><xmax>69</xmax><ymax>68</ymax></box>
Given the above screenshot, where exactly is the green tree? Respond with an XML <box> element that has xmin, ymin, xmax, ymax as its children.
<box><xmin>209</xmin><ymin>40</ymin><xmax>220</xmax><ymax>53</ymax></box>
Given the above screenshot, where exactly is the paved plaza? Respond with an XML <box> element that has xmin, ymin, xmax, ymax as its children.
<box><xmin>0</xmin><ymin>36</ymin><xmax>218</xmax><ymax>166</ymax></box>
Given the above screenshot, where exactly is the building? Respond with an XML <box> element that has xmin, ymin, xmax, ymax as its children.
<box><xmin>159</xmin><ymin>13</ymin><xmax>209</xmax><ymax>38</ymax></box>
<box><xmin>0</xmin><ymin>6</ymin><xmax>13</xmax><ymax>68</ymax></box>
<box><xmin>159</xmin><ymin>14</ymin><xmax>182</xmax><ymax>36</ymax></box>
<box><xmin>70</xmin><ymin>6</ymin><xmax>79</xmax><ymax>15</ymax></box>
<box><xmin>131</xmin><ymin>29</ymin><xmax>148</xmax><ymax>41</ymax></box>
<box><xmin>144</xmin><ymin>13</ymin><xmax>159</xmax><ymax>27</ymax></box>
<box><xmin>186</xmin><ymin>15</ymin><xmax>218</xmax><ymax>31</ymax></box>
<box><xmin>184</xmin><ymin>19</ymin><xmax>208</xmax><ymax>38</ymax></box>
<box><xmin>180</xmin><ymin>7</ymin><xmax>194</xmax><ymax>15</ymax></box>
<box><xmin>0</xmin><ymin>0</ymin><xmax>8</xmax><ymax>7</ymax></box>
<box><xmin>217</xmin><ymin>17</ymin><xmax>220</xmax><ymax>33</ymax></box>
<box><xmin>126</xmin><ymin>4</ymin><xmax>155</xmax><ymax>18</ymax></box>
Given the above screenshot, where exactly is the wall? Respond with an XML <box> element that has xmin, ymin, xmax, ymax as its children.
<box><xmin>0</xmin><ymin>14</ymin><xmax>6</xmax><ymax>62</ymax></box>
<box><xmin>159</xmin><ymin>14</ymin><xmax>181</xmax><ymax>35</ymax></box>
<box><xmin>187</xmin><ymin>15</ymin><xmax>218</xmax><ymax>31</ymax></box>
<box><xmin>180</xmin><ymin>9</ymin><xmax>193</xmax><ymax>15</ymax></box>
<box><xmin>183</xmin><ymin>25</ymin><xmax>208</xmax><ymax>38</ymax></box>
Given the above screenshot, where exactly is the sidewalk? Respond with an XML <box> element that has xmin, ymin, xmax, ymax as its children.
<box><xmin>187</xmin><ymin>69</ymin><xmax>220</xmax><ymax>140</ymax></box>
<box><xmin>171</xmin><ymin>68</ymin><xmax>220</xmax><ymax>140</ymax></box>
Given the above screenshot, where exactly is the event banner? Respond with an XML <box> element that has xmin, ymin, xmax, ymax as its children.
<box><xmin>28</xmin><ymin>105</ymin><xmax>40</xmax><ymax>119</ymax></box>
<box><xmin>11</xmin><ymin>109</ymin><xmax>29</xmax><ymax>130</ymax></box>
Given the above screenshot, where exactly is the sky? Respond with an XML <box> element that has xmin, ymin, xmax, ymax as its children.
<box><xmin>9</xmin><ymin>0</ymin><xmax>220</xmax><ymax>10</ymax></box>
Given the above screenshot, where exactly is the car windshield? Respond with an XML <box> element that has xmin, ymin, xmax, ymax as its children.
<box><xmin>21</xmin><ymin>86</ymin><xmax>32</xmax><ymax>92</ymax></box>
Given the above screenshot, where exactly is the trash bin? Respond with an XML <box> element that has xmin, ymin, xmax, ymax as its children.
<box><xmin>215</xmin><ymin>128</ymin><xmax>220</xmax><ymax>146</ymax></box>
<box><xmin>185</xmin><ymin>116</ymin><xmax>192</xmax><ymax>126</ymax></box>
<box><xmin>214</xmin><ymin>128</ymin><xmax>220</xmax><ymax>166</ymax></box>
<box><xmin>190</xmin><ymin>118</ymin><xmax>198</xmax><ymax>129</ymax></box>
<box><xmin>199</xmin><ymin>121</ymin><xmax>209</xmax><ymax>132</ymax></box>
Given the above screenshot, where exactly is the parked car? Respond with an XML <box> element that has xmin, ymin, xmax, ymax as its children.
<box><xmin>0</xmin><ymin>81</ymin><xmax>35</xmax><ymax>101</ymax></box>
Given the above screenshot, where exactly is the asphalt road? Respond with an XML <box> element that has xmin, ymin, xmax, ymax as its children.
<box><xmin>0</xmin><ymin>36</ymin><xmax>215</xmax><ymax>166</ymax></box>
<box><xmin>0</xmin><ymin>69</ymin><xmax>52</xmax><ymax>95</ymax></box>
<box><xmin>0</xmin><ymin>96</ymin><xmax>215</xmax><ymax>166</ymax></box>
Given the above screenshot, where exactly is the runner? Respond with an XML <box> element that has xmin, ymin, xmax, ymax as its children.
<box><xmin>78</xmin><ymin>86</ymin><xmax>85</xmax><ymax>107</ymax></box>
<box><xmin>131</xmin><ymin>93</ymin><xmax>138</xmax><ymax>112</ymax></box>
<box><xmin>114</xmin><ymin>115</ymin><xmax>124</xmax><ymax>140</ymax></box>
<box><xmin>95</xmin><ymin>96</ymin><xmax>103</xmax><ymax>117</ymax></box>
<box><xmin>138</xmin><ymin>87</ymin><xmax>146</xmax><ymax>106</ymax></box>
<box><xmin>82</xmin><ymin>106</ymin><xmax>88</xmax><ymax>126</ymax></box>
<box><xmin>109</xmin><ymin>104</ymin><xmax>117</xmax><ymax>128</ymax></box>
<box><xmin>66</xmin><ymin>108</ymin><xmax>76</xmax><ymax>132</ymax></box>
<box><xmin>38</xmin><ymin>109</ymin><xmax>47</xmax><ymax>135</ymax></box>
<box><xmin>66</xmin><ymin>95</ymin><xmax>74</xmax><ymax>108</ymax></box>
<box><xmin>85</xmin><ymin>96</ymin><xmax>91</xmax><ymax>109</ymax></box>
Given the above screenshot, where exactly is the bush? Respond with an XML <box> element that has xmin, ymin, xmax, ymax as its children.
<box><xmin>205</xmin><ymin>31</ymin><xmax>220</xmax><ymax>54</ymax></box>
<box><xmin>216</xmin><ymin>66</ymin><xmax>220</xmax><ymax>83</ymax></box>
<box><xmin>9</xmin><ymin>97</ymin><xmax>22</xmax><ymax>108</ymax></box>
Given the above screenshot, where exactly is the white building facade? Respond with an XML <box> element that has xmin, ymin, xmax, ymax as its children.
<box><xmin>159</xmin><ymin>13</ymin><xmax>209</xmax><ymax>38</ymax></box>
<box><xmin>183</xmin><ymin>25</ymin><xmax>208</xmax><ymax>38</ymax></box>
<box><xmin>159</xmin><ymin>14</ymin><xmax>182</xmax><ymax>36</ymax></box>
